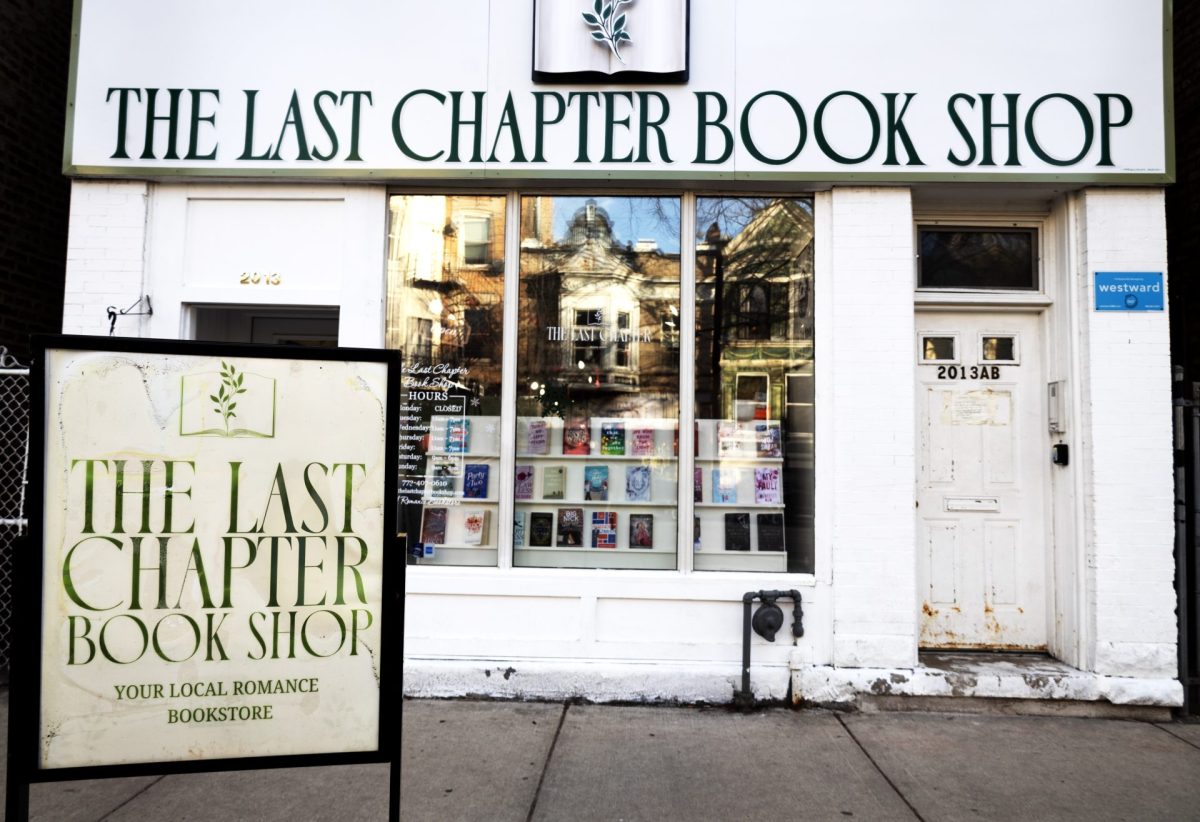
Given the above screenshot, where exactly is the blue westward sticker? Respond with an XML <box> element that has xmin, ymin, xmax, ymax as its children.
<box><xmin>1094</xmin><ymin>272</ymin><xmax>1164</xmax><ymax>311</ymax></box>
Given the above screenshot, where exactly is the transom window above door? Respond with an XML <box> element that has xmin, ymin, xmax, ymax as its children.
<box><xmin>917</xmin><ymin>226</ymin><xmax>1037</xmax><ymax>290</ymax></box>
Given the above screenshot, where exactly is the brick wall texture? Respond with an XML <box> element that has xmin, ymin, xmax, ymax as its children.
<box><xmin>0</xmin><ymin>0</ymin><xmax>72</xmax><ymax>362</ymax></box>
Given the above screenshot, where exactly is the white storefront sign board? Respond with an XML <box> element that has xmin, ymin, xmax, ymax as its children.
<box><xmin>17</xmin><ymin>338</ymin><xmax>400</xmax><ymax>776</ymax></box>
<box><xmin>64</xmin><ymin>0</ymin><xmax>1172</xmax><ymax>182</ymax></box>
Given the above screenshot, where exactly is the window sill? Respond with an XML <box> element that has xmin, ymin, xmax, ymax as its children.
<box><xmin>914</xmin><ymin>290</ymin><xmax>1052</xmax><ymax>309</ymax></box>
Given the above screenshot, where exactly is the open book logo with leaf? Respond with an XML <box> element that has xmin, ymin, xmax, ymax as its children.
<box><xmin>179</xmin><ymin>361</ymin><xmax>277</xmax><ymax>438</ymax></box>
<box><xmin>582</xmin><ymin>0</ymin><xmax>633</xmax><ymax>63</ymax></box>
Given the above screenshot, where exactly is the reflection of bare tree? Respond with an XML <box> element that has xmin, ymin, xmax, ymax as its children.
<box><xmin>695</xmin><ymin>198</ymin><xmax>815</xmax><ymax>418</ymax></box>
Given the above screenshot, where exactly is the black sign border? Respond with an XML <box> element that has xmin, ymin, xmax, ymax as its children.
<box><xmin>7</xmin><ymin>335</ymin><xmax>404</xmax><ymax>820</ymax></box>
<box><xmin>531</xmin><ymin>0</ymin><xmax>691</xmax><ymax>85</ymax></box>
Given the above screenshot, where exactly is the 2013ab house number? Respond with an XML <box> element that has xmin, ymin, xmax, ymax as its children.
<box><xmin>937</xmin><ymin>365</ymin><xmax>1002</xmax><ymax>380</ymax></box>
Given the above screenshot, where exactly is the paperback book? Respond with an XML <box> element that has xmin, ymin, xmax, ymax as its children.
<box><xmin>625</xmin><ymin>465</ymin><xmax>651</xmax><ymax>502</ymax></box>
<box><xmin>724</xmin><ymin>512</ymin><xmax>751</xmax><ymax>551</ymax></box>
<box><xmin>513</xmin><ymin>511</ymin><xmax>526</xmax><ymax>547</ymax></box>
<box><xmin>462</xmin><ymin>509</ymin><xmax>491</xmax><ymax>545</ymax></box>
<box><xmin>755</xmin><ymin>422</ymin><xmax>782</xmax><ymax>458</ymax></box>
<box><xmin>717</xmin><ymin>420</ymin><xmax>740</xmax><ymax>457</ymax></box>
<box><xmin>693</xmin><ymin>467</ymin><xmax>703</xmax><ymax>503</ymax></box>
<box><xmin>591</xmin><ymin>511</ymin><xmax>618</xmax><ymax>548</ymax></box>
<box><xmin>600</xmin><ymin>422</ymin><xmax>626</xmax><ymax>455</ymax></box>
<box><xmin>563</xmin><ymin>417</ymin><xmax>590</xmax><ymax>455</ymax></box>
<box><xmin>756</xmin><ymin>513</ymin><xmax>785</xmax><ymax>552</ymax></box>
<box><xmin>629</xmin><ymin>514</ymin><xmax>654</xmax><ymax>548</ymax></box>
<box><xmin>463</xmin><ymin>464</ymin><xmax>490</xmax><ymax>499</ymax></box>
<box><xmin>529</xmin><ymin>512</ymin><xmax>554</xmax><ymax>546</ymax></box>
<box><xmin>556</xmin><ymin>507</ymin><xmax>584</xmax><ymax>547</ymax></box>
<box><xmin>673</xmin><ymin>422</ymin><xmax>699</xmax><ymax>457</ymax></box>
<box><xmin>631</xmin><ymin>427</ymin><xmax>655</xmax><ymax>456</ymax></box>
<box><xmin>420</xmin><ymin>507</ymin><xmax>448</xmax><ymax>546</ymax></box>
<box><xmin>525</xmin><ymin>418</ymin><xmax>549</xmax><ymax>455</ymax></box>
<box><xmin>753</xmin><ymin>467</ymin><xmax>781</xmax><ymax>505</ymax></box>
<box><xmin>514</xmin><ymin>465</ymin><xmax>535</xmax><ymax>500</ymax></box>
<box><xmin>542</xmin><ymin>466</ymin><xmax>565</xmax><ymax>500</ymax></box>
<box><xmin>584</xmin><ymin>465</ymin><xmax>610</xmax><ymax>501</ymax></box>
<box><xmin>694</xmin><ymin>516</ymin><xmax>701</xmax><ymax>552</ymax></box>
<box><xmin>712</xmin><ymin>468</ymin><xmax>739</xmax><ymax>504</ymax></box>
<box><xmin>445</xmin><ymin>418</ymin><xmax>470</xmax><ymax>454</ymax></box>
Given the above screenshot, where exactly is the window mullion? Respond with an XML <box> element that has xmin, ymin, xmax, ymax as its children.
<box><xmin>678</xmin><ymin>192</ymin><xmax>697</xmax><ymax>574</ymax></box>
<box><xmin>497</xmin><ymin>191</ymin><xmax>522</xmax><ymax>570</ymax></box>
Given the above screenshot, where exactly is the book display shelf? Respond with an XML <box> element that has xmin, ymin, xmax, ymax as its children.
<box><xmin>512</xmin><ymin>416</ymin><xmax>678</xmax><ymax>570</ymax></box>
<box><xmin>693</xmin><ymin>418</ymin><xmax>788</xmax><ymax>573</ymax></box>
<box><xmin>416</xmin><ymin>414</ymin><xmax>501</xmax><ymax>566</ymax></box>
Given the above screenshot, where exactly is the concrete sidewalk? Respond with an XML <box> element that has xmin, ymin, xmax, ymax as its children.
<box><xmin>5</xmin><ymin>694</ymin><xmax>1200</xmax><ymax>821</ymax></box>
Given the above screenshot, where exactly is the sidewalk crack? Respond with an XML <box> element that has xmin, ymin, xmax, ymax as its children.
<box><xmin>836</xmin><ymin>714</ymin><xmax>926</xmax><ymax>822</ymax></box>
<box><xmin>96</xmin><ymin>774</ymin><xmax>167</xmax><ymax>821</ymax></box>
<box><xmin>1153</xmin><ymin>722</ymin><xmax>1200</xmax><ymax>752</ymax></box>
<box><xmin>525</xmin><ymin>701</ymin><xmax>570</xmax><ymax>822</ymax></box>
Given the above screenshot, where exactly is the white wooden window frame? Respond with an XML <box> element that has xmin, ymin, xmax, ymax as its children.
<box><xmin>389</xmin><ymin>189</ymin><xmax>824</xmax><ymax>585</ymax></box>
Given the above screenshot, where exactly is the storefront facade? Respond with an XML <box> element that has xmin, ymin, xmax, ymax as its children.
<box><xmin>59</xmin><ymin>0</ymin><xmax>1180</xmax><ymax>706</ymax></box>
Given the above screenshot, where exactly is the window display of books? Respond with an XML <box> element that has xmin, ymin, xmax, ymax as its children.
<box><xmin>693</xmin><ymin>418</ymin><xmax>787</xmax><ymax>572</ymax></box>
<box><xmin>416</xmin><ymin>415</ymin><xmax>502</xmax><ymax>565</ymax></box>
<box><xmin>512</xmin><ymin>416</ymin><xmax>678</xmax><ymax>570</ymax></box>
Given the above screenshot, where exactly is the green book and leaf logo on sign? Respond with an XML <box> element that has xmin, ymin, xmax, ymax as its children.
<box><xmin>583</xmin><ymin>0</ymin><xmax>634</xmax><ymax>63</ymax></box>
<box><xmin>180</xmin><ymin>361</ymin><xmax>277</xmax><ymax>438</ymax></box>
<box><xmin>533</xmin><ymin>0</ymin><xmax>687</xmax><ymax>83</ymax></box>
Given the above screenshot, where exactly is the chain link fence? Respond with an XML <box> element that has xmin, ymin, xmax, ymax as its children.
<box><xmin>0</xmin><ymin>348</ymin><xmax>31</xmax><ymax>673</ymax></box>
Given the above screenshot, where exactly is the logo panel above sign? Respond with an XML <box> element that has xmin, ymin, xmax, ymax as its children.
<box><xmin>533</xmin><ymin>0</ymin><xmax>689</xmax><ymax>83</ymax></box>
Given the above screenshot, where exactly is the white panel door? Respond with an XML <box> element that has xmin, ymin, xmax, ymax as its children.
<box><xmin>916</xmin><ymin>312</ymin><xmax>1047</xmax><ymax>649</ymax></box>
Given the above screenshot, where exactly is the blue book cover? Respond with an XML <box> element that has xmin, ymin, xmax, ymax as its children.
<box><xmin>463</xmin><ymin>464</ymin><xmax>489</xmax><ymax>499</ymax></box>
<box><xmin>445</xmin><ymin>418</ymin><xmax>470</xmax><ymax>453</ymax></box>
<box><xmin>584</xmin><ymin>465</ymin><xmax>609</xmax><ymax>501</ymax></box>
<box><xmin>712</xmin><ymin>468</ymin><xmax>738</xmax><ymax>504</ymax></box>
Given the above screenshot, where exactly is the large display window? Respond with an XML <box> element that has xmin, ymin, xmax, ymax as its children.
<box><xmin>513</xmin><ymin>197</ymin><xmax>681</xmax><ymax>570</ymax></box>
<box><xmin>694</xmin><ymin>198</ymin><xmax>815</xmax><ymax>573</ymax></box>
<box><xmin>386</xmin><ymin>194</ymin><xmax>506</xmax><ymax>567</ymax></box>
<box><xmin>387</xmin><ymin>192</ymin><xmax>814</xmax><ymax>574</ymax></box>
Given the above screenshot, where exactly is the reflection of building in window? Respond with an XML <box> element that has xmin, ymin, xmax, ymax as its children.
<box><xmin>696</xmin><ymin>198</ymin><xmax>815</xmax><ymax>421</ymax></box>
<box><xmin>407</xmin><ymin>317</ymin><xmax>433</xmax><ymax>362</ymax></box>
<box><xmin>517</xmin><ymin>199</ymin><xmax>680</xmax><ymax>418</ymax></box>
<box><xmin>461</xmin><ymin>215</ymin><xmax>490</xmax><ymax>265</ymax></box>
<box><xmin>385</xmin><ymin>194</ymin><xmax>507</xmax><ymax>412</ymax></box>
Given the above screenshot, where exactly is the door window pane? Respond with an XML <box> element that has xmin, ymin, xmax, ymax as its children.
<box><xmin>921</xmin><ymin>336</ymin><xmax>956</xmax><ymax>362</ymax></box>
<box><xmin>514</xmin><ymin>196</ymin><xmax>681</xmax><ymax>570</ymax></box>
<box><xmin>695</xmin><ymin>197</ymin><xmax>815</xmax><ymax>573</ymax></box>
<box><xmin>918</xmin><ymin>227</ymin><xmax>1037</xmax><ymax>290</ymax></box>
<box><xmin>387</xmin><ymin>194</ymin><xmax>506</xmax><ymax>566</ymax></box>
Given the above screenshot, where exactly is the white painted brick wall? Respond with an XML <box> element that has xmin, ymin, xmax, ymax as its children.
<box><xmin>1077</xmin><ymin>189</ymin><xmax>1175</xmax><ymax>679</ymax></box>
<box><xmin>62</xmin><ymin>181</ymin><xmax>149</xmax><ymax>337</ymax></box>
<box><xmin>829</xmin><ymin>187</ymin><xmax>917</xmax><ymax>668</ymax></box>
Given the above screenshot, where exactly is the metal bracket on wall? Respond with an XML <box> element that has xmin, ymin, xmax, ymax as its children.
<box><xmin>106</xmin><ymin>296</ymin><xmax>152</xmax><ymax>336</ymax></box>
